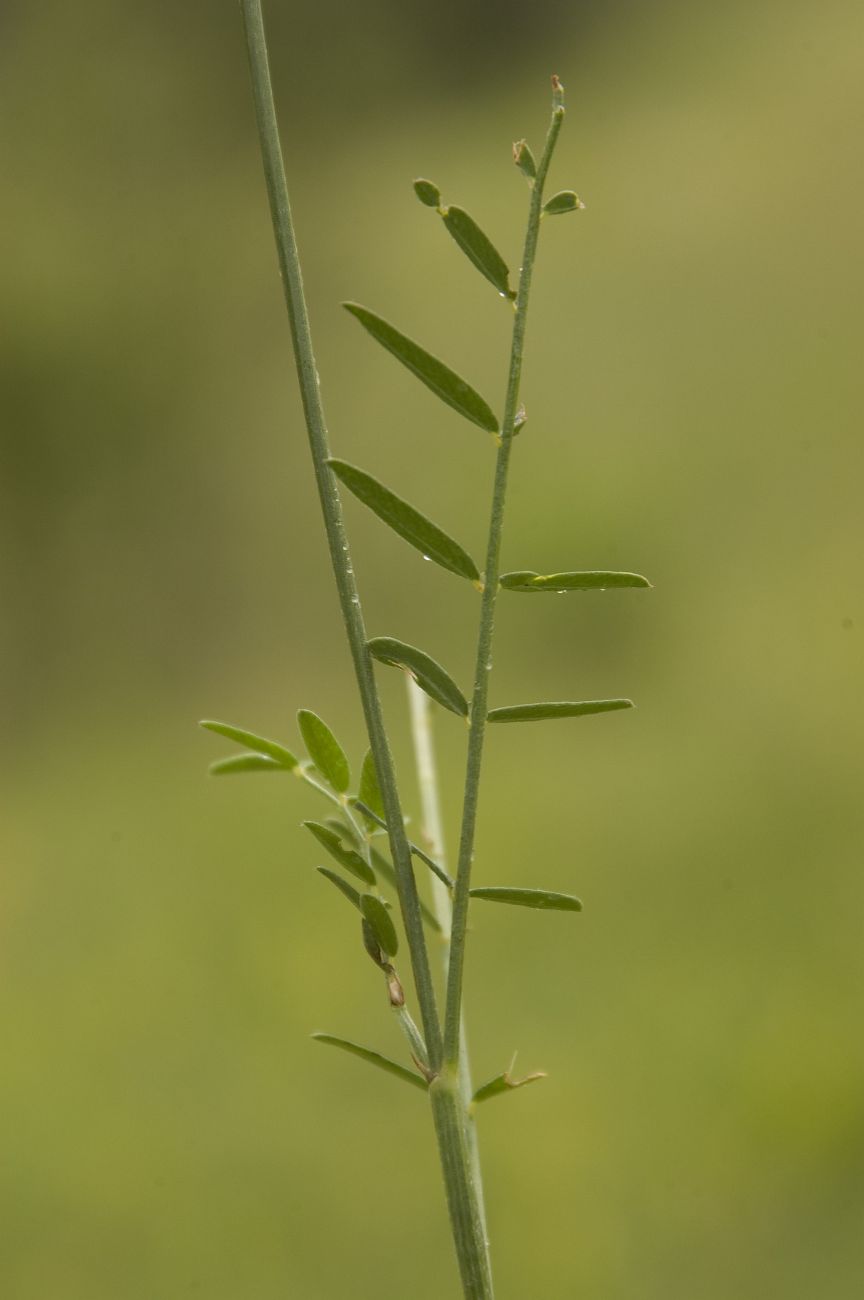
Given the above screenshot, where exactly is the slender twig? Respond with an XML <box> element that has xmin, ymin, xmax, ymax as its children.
<box><xmin>240</xmin><ymin>0</ymin><xmax>440</xmax><ymax>1062</ymax></box>
<box><xmin>443</xmin><ymin>91</ymin><xmax>565</xmax><ymax>1065</ymax></box>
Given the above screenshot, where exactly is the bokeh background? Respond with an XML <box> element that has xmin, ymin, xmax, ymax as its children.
<box><xmin>3</xmin><ymin>0</ymin><xmax>862</xmax><ymax>1295</ymax></box>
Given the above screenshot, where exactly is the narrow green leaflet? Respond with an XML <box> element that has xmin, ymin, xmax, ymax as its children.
<box><xmin>500</xmin><ymin>570</ymin><xmax>651</xmax><ymax>591</ymax></box>
<box><xmin>329</xmin><ymin>460</ymin><xmax>480</xmax><ymax>582</ymax></box>
<box><xmin>488</xmin><ymin>699</ymin><xmax>633</xmax><ymax>723</ymax></box>
<box><xmin>343</xmin><ymin>303</ymin><xmax>499</xmax><ymax>433</ymax></box>
<box><xmin>357</xmin><ymin>748</ymin><xmax>385</xmax><ymax>823</ymax></box>
<box><xmin>324</xmin><ymin>816</ymin><xmax>360</xmax><ymax>846</ymax></box>
<box><xmin>208</xmin><ymin>753</ymin><xmax>283</xmax><ymax>776</ymax></box>
<box><xmin>304</xmin><ymin>820</ymin><xmax>375</xmax><ymax>886</ymax></box>
<box><xmin>469</xmin><ymin>887</ymin><xmax>583</xmax><ymax>912</ymax></box>
<box><xmin>369</xmin><ymin>847</ymin><xmax>442</xmax><ymax>932</ymax></box>
<box><xmin>413</xmin><ymin>178</ymin><xmax>441</xmax><ymax>208</ymax></box>
<box><xmin>199</xmin><ymin>720</ymin><xmax>298</xmax><ymax>769</ymax></box>
<box><xmin>543</xmin><ymin>190</ymin><xmax>585</xmax><ymax>215</ymax></box>
<box><xmin>473</xmin><ymin>1069</ymin><xmax>547</xmax><ymax>1105</ymax></box>
<box><xmin>498</xmin><ymin>570</ymin><xmax>537</xmax><ymax>588</ymax></box>
<box><xmin>311</xmin><ymin>1034</ymin><xmax>428</xmax><ymax>1092</ymax></box>
<box><xmin>441</xmin><ymin>206</ymin><xmax>515</xmax><ymax>299</ymax></box>
<box><xmin>362</xmin><ymin>916</ymin><xmax>390</xmax><ymax>969</ymax></box>
<box><xmin>368</xmin><ymin>637</ymin><xmax>469</xmax><ymax>718</ymax></box>
<box><xmin>317</xmin><ymin>866</ymin><xmax>363</xmax><ymax>911</ymax></box>
<box><xmin>297</xmin><ymin>709</ymin><xmax>350</xmax><ymax>792</ymax></box>
<box><xmin>360</xmin><ymin>893</ymin><xmax>399</xmax><ymax>958</ymax></box>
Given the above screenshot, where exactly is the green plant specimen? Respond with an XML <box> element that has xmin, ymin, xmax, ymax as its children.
<box><xmin>203</xmin><ymin>4</ymin><xmax>650</xmax><ymax>1295</ymax></box>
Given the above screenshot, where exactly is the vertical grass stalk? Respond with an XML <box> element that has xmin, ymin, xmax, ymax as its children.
<box><xmin>444</xmin><ymin>94</ymin><xmax>565</xmax><ymax>1065</ymax></box>
<box><xmin>239</xmin><ymin>0</ymin><xmax>440</xmax><ymax>1062</ymax></box>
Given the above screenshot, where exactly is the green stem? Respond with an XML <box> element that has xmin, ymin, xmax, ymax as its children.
<box><xmin>429</xmin><ymin>1072</ymin><xmax>495</xmax><ymax>1299</ymax></box>
<box><xmin>406</xmin><ymin>677</ymin><xmax>490</xmax><ymax>1266</ymax></box>
<box><xmin>240</xmin><ymin>0</ymin><xmax>441</xmax><ymax>1063</ymax></box>
<box><xmin>241</xmin><ymin>4</ymin><xmax>492</xmax><ymax>1293</ymax></box>
<box><xmin>443</xmin><ymin>93</ymin><xmax>565</xmax><ymax>1066</ymax></box>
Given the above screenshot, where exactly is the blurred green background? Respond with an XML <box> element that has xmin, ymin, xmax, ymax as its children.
<box><xmin>3</xmin><ymin>0</ymin><xmax>862</xmax><ymax>1295</ymax></box>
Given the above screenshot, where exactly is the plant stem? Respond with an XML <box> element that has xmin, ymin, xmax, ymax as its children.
<box><xmin>240</xmin><ymin>4</ymin><xmax>492</xmax><ymax>1293</ymax></box>
<box><xmin>407</xmin><ymin>677</ymin><xmax>489</xmax><ymax>1258</ymax></box>
<box><xmin>443</xmin><ymin>93</ymin><xmax>565</xmax><ymax>1066</ymax></box>
<box><xmin>240</xmin><ymin>0</ymin><xmax>440</xmax><ymax>1063</ymax></box>
<box><xmin>429</xmin><ymin>1073</ymin><xmax>494</xmax><ymax>1298</ymax></box>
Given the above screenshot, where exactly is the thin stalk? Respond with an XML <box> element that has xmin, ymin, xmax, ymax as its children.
<box><xmin>241</xmin><ymin>4</ymin><xmax>492</xmax><ymax>1294</ymax></box>
<box><xmin>406</xmin><ymin>677</ymin><xmax>489</xmax><ymax>1255</ymax></box>
<box><xmin>443</xmin><ymin>92</ymin><xmax>565</xmax><ymax>1066</ymax></box>
<box><xmin>240</xmin><ymin>0</ymin><xmax>440</xmax><ymax>1063</ymax></box>
<box><xmin>429</xmin><ymin>1074</ymin><xmax>493</xmax><ymax>1298</ymax></box>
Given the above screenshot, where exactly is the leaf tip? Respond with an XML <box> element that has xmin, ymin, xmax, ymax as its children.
<box><xmin>413</xmin><ymin>177</ymin><xmax>442</xmax><ymax>208</ymax></box>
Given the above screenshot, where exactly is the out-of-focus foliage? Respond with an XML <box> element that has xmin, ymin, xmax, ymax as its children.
<box><xmin>2</xmin><ymin>0</ymin><xmax>862</xmax><ymax>1296</ymax></box>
